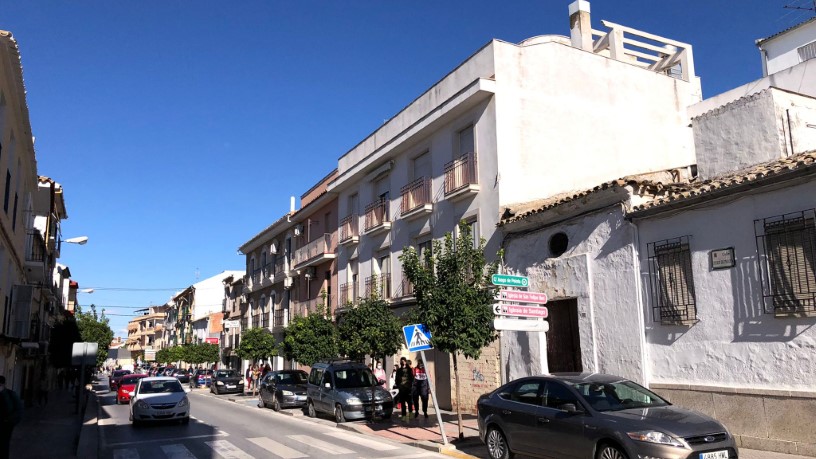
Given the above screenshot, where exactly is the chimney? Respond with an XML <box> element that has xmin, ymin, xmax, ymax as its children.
<box><xmin>569</xmin><ymin>0</ymin><xmax>592</xmax><ymax>51</ymax></box>
<box><xmin>290</xmin><ymin>196</ymin><xmax>296</xmax><ymax>213</ymax></box>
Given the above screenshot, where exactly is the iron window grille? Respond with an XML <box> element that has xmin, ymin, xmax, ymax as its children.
<box><xmin>754</xmin><ymin>209</ymin><xmax>816</xmax><ymax>316</ymax></box>
<box><xmin>647</xmin><ymin>236</ymin><xmax>697</xmax><ymax>325</ymax></box>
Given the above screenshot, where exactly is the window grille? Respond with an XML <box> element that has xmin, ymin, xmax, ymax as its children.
<box><xmin>798</xmin><ymin>41</ymin><xmax>816</xmax><ymax>63</ymax></box>
<box><xmin>647</xmin><ymin>236</ymin><xmax>697</xmax><ymax>324</ymax></box>
<box><xmin>755</xmin><ymin>210</ymin><xmax>816</xmax><ymax>316</ymax></box>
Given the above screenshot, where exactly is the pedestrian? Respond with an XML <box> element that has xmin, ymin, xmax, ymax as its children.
<box><xmin>389</xmin><ymin>364</ymin><xmax>398</xmax><ymax>391</ymax></box>
<box><xmin>372</xmin><ymin>360</ymin><xmax>386</xmax><ymax>388</ymax></box>
<box><xmin>262</xmin><ymin>364</ymin><xmax>271</xmax><ymax>380</ymax></box>
<box><xmin>395</xmin><ymin>357</ymin><xmax>414</xmax><ymax>418</ymax></box>
<box><xmin>0</xmin><ymin>375</ymin><xmax>23</xmax><ymax>459</ymax></box>
<box><xmin>412</xmin><ymin>359</ymin><xmax>430</xmax><ymax>418</ymax></box>
<box><xmin>251</xmin><ymin>364</ymin><xmax>261</xmax><ymax>395</ymax></box>
<box><xmin>37</xmin><ymin>377</ymin><xmax>49</xmax><ymax>407</ymax></box>
<box><xmin>245</xmin><ymin>366</ymin><xmax>252</xmax><ymax>391</ymax></box>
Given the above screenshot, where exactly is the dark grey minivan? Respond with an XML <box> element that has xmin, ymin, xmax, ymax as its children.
<box><xmin>306</xmin><ymin>360</ymin><xmax>394</xmax><ymax>422</ymax></box>
<box><xmin>477</xmin><ymin>373</ymin><xmax>737</xmax><ymax>459</ymax></box>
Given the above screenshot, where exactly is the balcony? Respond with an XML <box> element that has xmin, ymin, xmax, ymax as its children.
<box><xmin>365</xmin><ymin>274</ymin><xmax>392</xmax><ymax>300</ymax></box>
<box><xmin>273</xmin><ymin>256</ymin><xmax>288</xmax><ymax>284</ymax></box>
<box><xmin>339</xmin><ymin>281</ymin><xmax>359</xmax><ymax>307</ymax></box>
<box><xmin>400</xmin><ymin>177</ymin><xmax>433</xmax><ymax>220</ymax></box>
<box><xmin>364</xmin><ymin>198</ymin><xmax>391</xmax><ymax>235</ymax></box>
<box><xmin>127</xmin><ymin>322</ymin><xmax>139</xmax><ymax>332</ymax></box>
<box><xmin>444</xmin><ymin>152</ymin><xmax>479</xmax><ymax>201</ymax></box>
<box><xmin>24</xmin><ymin>229</ymin><xmax>49</xmax><ymax>283</ymax></box>
<box><xmin>394</xmin><ymin>276</ymin><xmax>415</xmax><ymax>299</ymax></box>
<box><xmin>292</xmin><ymin>233</ymin><xmax>336</xmax><ymax>270</ymax></box>
<box><xmin>292</xmin><ymin>295</ymin><xmax>334</xmax><ymax>317</ymax></box>
<box><xmin>339</xmin><ymin>214</ymin><xmax>359</xmax><ymax>246</ymax></box>
<box><xmin>273</xmin><ymin>309</ymin><xmax>288</xmax><ymax>330</ymax></box>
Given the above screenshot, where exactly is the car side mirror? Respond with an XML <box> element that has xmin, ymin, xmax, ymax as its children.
<box><xmin>324</xmin><ymin>382</ymin><xmax>331</xmax><ymax>389</ymax></box>
<box><xmin>559</xmin><ymin>403</ymin><xmax>582</xmax><ymax>414</ymax></box>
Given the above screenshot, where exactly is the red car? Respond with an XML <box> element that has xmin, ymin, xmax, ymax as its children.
<box><xmin>117</xmin><ymin>373</ymin><xmax>148</xmax><ymax>404</ymax></box>
<box><xmin>109</xmin><ymin>369</ymin><xmax>132</xmax><ymax>391</ymax></box>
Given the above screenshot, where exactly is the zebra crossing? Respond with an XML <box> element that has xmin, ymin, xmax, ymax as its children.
<box><xmin>109</xmin><ymin>430</ymin><xmax>439</xmax><ymax>459</ymax></box>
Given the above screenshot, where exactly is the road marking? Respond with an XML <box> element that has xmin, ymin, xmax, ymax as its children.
<box><xmin>288</xmin><ymin>434</ymin><xmax>354</xmax><ymax>455</ymax></box>
<box><xmin>324</xmin><ymin>431</ymin><xmax>400</xmax><ymax>451</ymax></box>
<box><xmin>247</xmin><ymin>437</ymin><xmax>308</xmax><ymax>458</ymax></box>
<box><xmin>160</xmin><ymin>444</ymin><xmax>197</xmax><ymax>459</ymax></box>
<box><xmin>106</xmin><ymin>431</ymin><xmax>229</xmax><ymax>447</ymax></box>
<box><xmin>206</xmin><ymin>440</ymin><xmax>254</xmax><ymax>459</ymax></box>
<box><xmin>389</xmin><ymin>453</ymin><xmax>444</xmax><ymax>458</ymax></box>
<box><xmin>113</xmin><ymin>449</ymin><xmax>139</xmax><ymax>459</ymax></box>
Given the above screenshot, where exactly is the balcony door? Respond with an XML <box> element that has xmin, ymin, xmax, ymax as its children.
<box><xmin>413</xmin><ymin>151</ymin><xmax>431</xmax><ymax>180</ymax></box>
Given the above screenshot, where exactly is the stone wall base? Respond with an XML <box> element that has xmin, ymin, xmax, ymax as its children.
<box><xmin>651</xmin><ymin>383</ymin><xmax>816</xmax><ymax>457</ymax></box>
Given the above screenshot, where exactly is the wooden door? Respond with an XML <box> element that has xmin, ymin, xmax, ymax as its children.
<box><xmin>545</xmin><ymin>299</ymin><xmax>582</xmax><ymax>373</ymax></box>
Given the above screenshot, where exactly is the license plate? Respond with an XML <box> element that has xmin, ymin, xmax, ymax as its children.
<box><xmin>296</xmin><ymin>395</ymin><xmax>306</xmax><ymax>401</ymax></box>
<box><xmin>227</xmin><ymin>385</ymin><xmax>235</xmax><ymax>388</ymax></box>
<box><xmin>700</xmin><ymin>451</ymin><xmax>729</xmax><ymax>459</ymax></box>
<box><xmin>155</xmin><ymin>411</ymin><xmax>170</xmax><ymax>416</ymax></box>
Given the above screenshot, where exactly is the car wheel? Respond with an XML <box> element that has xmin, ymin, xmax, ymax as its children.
<box><xmin>272</xmin><ymin>397</ymin><xmax>281</xmax><ymax>412</ymax></box>
<box><xmin>334</xmin><ymin>404</ymin><xmax>346</xmax><ymax>423</ymax></box>
<box><xmin>307</xmin><ymin>400</ymin><xmax>316</xmax><ymax>418</ymax></box>
<box><xmin>596</xmin><ymin>444</ymin><xmax>628</xmax><ymax>459</ymax></box>
<box><xmin>486</xmin><ymin>427</ymin><xmax>513</xmax><ymax>459</ymax></box>
<box><xmin>258</xmin><ymin>393</ymin><xmax>268</xmax><ymax>409</ymax></box>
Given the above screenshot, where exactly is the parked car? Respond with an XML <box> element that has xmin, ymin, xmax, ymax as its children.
<box><xmin>173</xmin><ymin>369</ymin><xmax>191</xmax><ymax>384</ymax></box>
<box><xmin>190</xmin><ymin>369</ymin><xmax>213</xmax><ymax>388</ymax></box>
<box><xmin>477</xmin><ymin>373</ymin><xmax>738</xmax><ymax>459</ymax></box>
<box><xmin>109</xmin><ymin>369</ymin><xmax>132</xmax><ymax>391</ymax></box>
<box><xmin>129</xmin><ymin>377</ymin><xmax>191</xmax><ymax>426</ymax></box>
<box><xmin>210</xmin><ymin>369</ymin><xmax>244</xmax><ymax>395</ymax></box>
<box><xmin>306</xmin><ymin>361</ymin><xmax>393</xmax><ymax>422</ymax></box>
<box><xmin>259</xmin><ymin>370</ymin><xmax>308</xmax><ymax>411</ymax></box>
<box><xmin>117</xmin><ymin>374</ymin><xmax>148</xmax><ymax>404</ymax></box>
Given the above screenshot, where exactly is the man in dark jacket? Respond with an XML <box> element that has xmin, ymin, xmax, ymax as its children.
<box><xmin>395</xmin><ymin>358</ymin><xmax>414</xmax><ymax>418</ymax></box>
<box><xmin>0</xmin><ymin>376</ymin><xmax>23</xmax><ymax>459</ymax></box>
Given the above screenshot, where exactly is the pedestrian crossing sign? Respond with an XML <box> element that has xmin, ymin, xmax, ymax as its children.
<box><xmin>403</xmin><ymin>324</ymin><xmax>433</xmax><ymax>351</ymax></box>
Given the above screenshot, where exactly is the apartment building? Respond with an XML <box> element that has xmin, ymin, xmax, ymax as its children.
<box><xmin>166</xmin><ymin>270</ymin><xmax>243</xmax><ymax>346</ymax></box>
<box><xmin>326</xmin><ymin>1</ymin><xmax>701</xmax><ymax>410</ymax></box>
<box><xmin>125</xmin><ymin>304</ymin><xmax>168</xmax><ymax>362</ymax></box>
<box><xmin>220</xmin><ymin>273</ymin><xmax>244</xmax><ymax>370</ymax></box>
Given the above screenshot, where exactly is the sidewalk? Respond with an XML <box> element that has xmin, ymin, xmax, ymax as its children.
<box><xmin>9</xmin><ymin>385</ymin><xmax>90</xmax><ymax>459</ymax></box>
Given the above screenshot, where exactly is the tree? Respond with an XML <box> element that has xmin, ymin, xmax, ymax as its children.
<box><xmin>400</xmin><ymin>221</ymin><xmax>501</xmax><ymax>438</ymax></box>
<box><xmin>48</xmin><ymin>312</ymin><xmax>82</xmax><ymax>368</ymax></box>
<box><xmin>75</xmin><ymin>304</ymin><xmax>115</xmax><ymax>368</ymax></box>
<box><xmin>283</xmin><ymin>298</ymin><xmax>339</xmax><ymax>366</ymax></box>
<box><xmin>337</xmin><ymin>294</ymin><xmax>402</xmax><ymax>363</ymax></box>
<box><xmin>235</xmin><ymin>327</ymin><xmax>278</xmax><ymax>364</ymax></box>
<box><xmin>181</xmin><ymin>343</ymin><xmax>219</xmax><ymax>366</ymax></box>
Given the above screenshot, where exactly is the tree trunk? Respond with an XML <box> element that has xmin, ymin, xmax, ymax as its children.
<box><xmin>453</xmin><ymin>353</ymin><xmax>463</xmax><ymax>439</ymax></box>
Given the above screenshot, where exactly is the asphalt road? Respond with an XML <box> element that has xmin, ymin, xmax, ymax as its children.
<box><xmin>96</xmin><ymin>383</ymin><xmax>446</xmax><ymax>459</ymax></box>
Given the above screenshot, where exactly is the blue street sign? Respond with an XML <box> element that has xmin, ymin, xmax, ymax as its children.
<box><xmin>403</xmin><ymin>323</ymin><xmax>433</xmax><ymax>352</ymax></box>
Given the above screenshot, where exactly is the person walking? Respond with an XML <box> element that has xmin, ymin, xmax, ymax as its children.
<box><xmin>245</xmin><ymin>366</ymin><xmax>252</xmax><ymax>391</ymax></box>
<box><xmin>0</xmin><ymin>376</ymin><xmax>23</xmax><ymax>459</ymax></box>
<box><xmin>395</xmin><ymin>358</ymin><xmax>414</xmax><ymax>418</ymax></box>
<box><xmin>251</xmin><ymin>364</ymin><xmax>261</xmax><ymax>396</ymax></box>
<box><xmin>372</xmin><ymin>360</ymin><xmax>387</xmax><ymax>388</ymax></box>
<box><xmin>412</xmin><ymin>360</ymin><xmax>430</xmax><ymax>418</ymax></box>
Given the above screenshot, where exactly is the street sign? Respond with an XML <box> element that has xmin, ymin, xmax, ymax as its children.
<box><xmin>491</xmin><ymin>274</ymin><xmax>529</xmax><ymax>288</ymax></box>
<box><xmin>223</xmin><ymin>320</ymin><xmax>240</xmax><ymax>329</ymax></box>
<box><xmin>403</xmin><ymin>324</ymin><xmax>433</xmax><ymax>352</ymax></box>
<box><xmin>205</xmin><ymin>337</ymin><xmax>219</xmax><ymax>344</ymax></box>
<box><xmin>493</xmin><ymin>303</ymin><xmax>549</xmax><ymax>318</ymax></box>
<box><xmin>493</xmin><ymin>317</ymin><xmax>550</xmax><ymax>332</ymax></box>
<box><xmin>498</xmin><ymin>290</ymin><xmax>548</xmax><ymax>304</ymax></box>
<box><xmin>71</xmin><ymin>342</ymin><xmax>98</xmax><ymax>366</ymax></box>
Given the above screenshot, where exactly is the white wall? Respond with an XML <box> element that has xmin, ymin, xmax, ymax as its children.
<box><xmin>191</xmin><ymin>270</ymin><xmax>242</xmax><ymax>321</ymax></box>
<box><xmin>636</xmin><ymin>180</ymin><xmax>816</xmax><ymax>391</ymax></box>
<box><xmin>502</xmin><ymin>205</ymin><xmax>646</xmax><ymax>384</ymax></box>
<box><xmin>760</xmin><ymin>20</ymin><xmax>816</xmax><ymax>76</ymax></box>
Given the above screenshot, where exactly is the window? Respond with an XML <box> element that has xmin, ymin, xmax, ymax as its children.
<box><xmin>508</xmin><ymin>380</ymin><xmax>543</xmax><ymax>405</ymax></box>
<box><xmin>542</xmin><ymin>382</ymin><xmax>580</xmax><ymax>411</ymax></box>
<box><xmin>647</xmin><ymin>236</ymin><xmax>696</xmax><ymax>324</ymax></box>
<box><xmin>458</xmin><ymin>125</ymin><xmax>475</xmax><ymax>156</ymax></box>
<box><xmin>799</xmin><ymin>41</ymin><xmax>816</xmax><ymax>63</ymax></box>
<box><xmin>549</xmin><ymin>232</ymin><xmax>569</xmax><ymax>257</ymax></box>
<box><xmin>413</xmin><ymin>151</ymin><xmax>431</xmax><ymax>180</ymax></box>
<box><xmin>755</xmin><ymin>210</ymin><xmax>816</xmax><ymax>315</ymax></box>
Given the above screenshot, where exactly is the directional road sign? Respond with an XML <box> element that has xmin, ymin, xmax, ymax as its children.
<box><xmin>493</xmin><ymin>303</ymin><xmax>549</xmax><ymax>318</ymax></box>
<box><xmin>498</xmin><ymin>290</ymin><xmax>548</xmax><ymax>304</ymax></box>
<box><xmin>491</xmin><ymin>274</ymin><xmax>529</xmax><ymax>288</ymax></box>
<box><xmin>493</xmin><ymin>317</ymin><xmax>550</xmax><ymax>332</ymax></box>
<box><xmin>403</xmin><ymin>324</ymin><xmax>433</xmax><ymax>352</ymax></box>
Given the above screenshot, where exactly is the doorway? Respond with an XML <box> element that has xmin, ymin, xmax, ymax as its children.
<box><xmin>545</xmin><ymin>299</ymin><xmax>582</xmax><ymax>373</ymax></box>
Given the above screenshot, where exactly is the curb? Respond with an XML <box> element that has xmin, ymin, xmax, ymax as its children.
<box><xmin>334</xmin><ymin>419</ymin><xmax>480</xmax><ymax>458</ymax></box>
<box><xmin>76</xmin><ymin>389</ymin><xmax>100</xmax><ymax>459</ymax></box>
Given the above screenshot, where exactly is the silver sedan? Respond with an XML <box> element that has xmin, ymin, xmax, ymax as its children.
<box><xmin>129</xmin><ymin>376</ymin><xmax>191</xmax><ymax>425</ymax></box>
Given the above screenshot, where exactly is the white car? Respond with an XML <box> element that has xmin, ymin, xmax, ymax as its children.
<box><xmin>129</xmin><ymin>376</ymin><xmax>191</xmax><ymax>425</ymax></box>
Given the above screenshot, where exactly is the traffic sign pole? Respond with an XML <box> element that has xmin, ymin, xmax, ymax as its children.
<box><xmin>420</xmin><ymin>349</ymin><xmax>448</xmax><ymax>445</ymax></box>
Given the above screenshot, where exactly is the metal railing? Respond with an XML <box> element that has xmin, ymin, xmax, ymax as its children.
<box><xmin>444</xmin><ymin>152</ymin><xmax>478</xmax><ymax>195</ymax></box>
<box><xmin>292</xmin><ymin>233</ymin><xmax>335</xmax><ymax>267</ymax></box>
<box><xmin>365</xmin><ymin>274</ymin><xmax>391</xmax><ymax>299</ymax></box>
<box><xmin>274</xmin><ymin>256</ymin><xmax>286</xmax><ymax>275</ymax></box>
<box><xmin>25</xmin><ymin>229</ymin><xmax>46</xmax><ymax>263</ymax></box>
<box><xmin>273</xmin><ymin>309</ymin><xmax>288</xmax><ymax>329</ymax></box>
<box><xmin>339</xmin><ymin>214</ymin><xmax>359</xmax><ymax>243</ymax></box>
<box><xmin>339</xmin><ymin>281</ymin><xmax>359</xmax><ymax>306</ymax></box>
<box><xmin>364</xmin><ymin>198</ymin><xmax>390</xmax><ymax>231</ymax></box>
<box><xmin>400</xmin><ymin>177</ymin><xmax>431</xmax><ymax>215</ymax></box>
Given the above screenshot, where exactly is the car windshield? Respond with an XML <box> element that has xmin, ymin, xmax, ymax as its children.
<box><xmin>139</xmin><ymin>380</ymin><xmax>184</xmax><ymax>394</ymax></box>
<box><xmin>121</xmin><ymin>375</ymin><xmax>145</xmax><ymax>385</ymax></box>
<box><xmin>572</xmin><ymin>380</ymin><xmax>669</xmax><ymax>412</ymax></box>
<box><xmin>216</xmin><ymin>370</ymin><xmax>236</xmax><ymax>378</ymax></box>
<box><xmin>333</xmin><ymin>368</ymin><xmax>378</xmax><ymax>389</ymax></box>
<box><xmin>274</xmin><ymin>371</ymin><xmax>307</xmax><ymax>385</ymax></box>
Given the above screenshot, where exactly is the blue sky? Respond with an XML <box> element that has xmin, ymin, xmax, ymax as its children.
<box><xmin>2</xmin><ymin>1</ymin><xmax>812</xmax><ymax>337</ymax></box>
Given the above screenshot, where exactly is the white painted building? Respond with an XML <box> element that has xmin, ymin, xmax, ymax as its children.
<box><xmin>757</xmin><ymin>17</ymin><xmax>816</xmax><ymax>77</ymax></box>
<box><xmin>326</xmin><ymin>1</ymin><xmax>701</xmax><ymax>410</ymax></box>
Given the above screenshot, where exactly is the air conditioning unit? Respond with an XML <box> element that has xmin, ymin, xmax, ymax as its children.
<box><xmin>294</xmin><ymin>224</ymin><xmax>304</xmax><ymax>236</ymax></box>
<box><xmin>304</xmin><ymin>267</ymin><xmax>317</xmax><ymax>279</ymax></box>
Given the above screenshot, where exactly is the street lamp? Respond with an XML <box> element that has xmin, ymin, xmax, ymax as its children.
<box><xmin>63</xmin><ymin>236</ymin><xmax>89</xmax><ymax>245</ymax></box>
<box><xmin>80</xmin><ymin>288</ymin><xmax>94</xmax><ymax>294</ymax></box>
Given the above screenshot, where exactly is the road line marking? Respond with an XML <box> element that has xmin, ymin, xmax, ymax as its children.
<box><xmin>324</xmin><ymin>431</ymin><xmax>400</xmax><ymax>451</ymax></box>
<box><xmin>113</xmin><ymin>449</ymin><xmax>139</xmax><ymax>459</ymax></box>
<box><xmin>288</xmin><ymin>435</ymin><xmax>355</xmax><ymax>455</ymax></box>
<box><xmin>161</xmin><ymin>444</ymin><xmax>197</xmax><ymax>459</ymax></box>
<box><xmin>205</xmin><ymin>440</ymin><xmax>254</xmax><ymax>459</ymax></box>
<box><xmin>106</xmin><ymin>431</ymin><xmax>229</xmax><ymax>447</ymax></box>
<box><xmin>388</xmin><ymin>453</ymin><xmax>442</xmax><ymax>458</ymax></box>
<box><xmin>247</xmin><ymin>437</ymin><xmax>308</xmax><ymax>458</ymax></box>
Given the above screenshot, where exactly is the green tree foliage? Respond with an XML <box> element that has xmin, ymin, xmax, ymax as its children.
<box><xmin>75</xmin><ymin>304</ymin><xmax>115</xmax><ymax>368</ymax></box>
<box><xmin>338</xmin><ymin>294</ymin><xmax>402</xmax><ymax>363</ymax></box>
<box><xmin>235</xmin><ymin>327</ymin><xmax>278</xmax><ymax>363</ymax></box>
<box><xmin>283</xmin><ymin>299</ymin><xmax>339</xmax><ymax>366</ymax></box>
<box><xmin>48</xmin><ymin>312</ymin><xmax>82</xmax><ymax>368</ymax></box>
<box><xmin>399</xmin><ymin>221</ymin><xmax>501</xmax><ymax>438</ymax></box>
<box><xmin>183</xmin><ymin>343</ymin><xmax>220</xmax><ymax>365</ymax></box>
